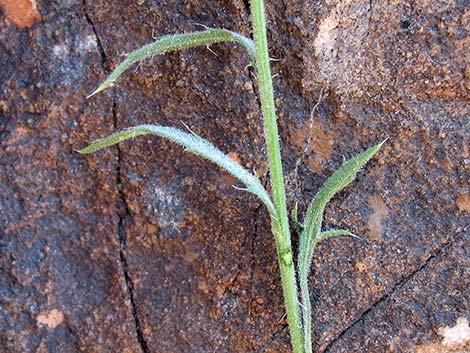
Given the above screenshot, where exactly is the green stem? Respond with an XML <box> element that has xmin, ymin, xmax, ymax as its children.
<box><xmin>299</xmin><ymin>260</ymin><xmax>314</xmax><ymax>353</ymax></box>
<box><xmin>249</xmin><ymin>1</ymin><xmax>304</xmax><ymax>352</ymax></box>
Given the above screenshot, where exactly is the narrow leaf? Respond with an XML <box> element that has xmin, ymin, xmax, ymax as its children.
<box><xmin>87</xmin><ymin>28</ymin><xmax>256</xmax><ymax>98</ymax></box>
<box><xmin>319</xmin><ymin>229</ymin><xmax>358</xmax><ymax>241</ymax></box>
<box><xmin>296</xmin><ymin>141</ymin><xmax>384</xmax><ymax>353</ymax></box>
<box><xmin>298</xmin><ymin>140</ymin><xmax>384</xmax><ymax>274</ymax></box>
<box><xmin>79</xmin><ymin>124</ymin><xmax>276</xmax><ymax>216</ymax></box>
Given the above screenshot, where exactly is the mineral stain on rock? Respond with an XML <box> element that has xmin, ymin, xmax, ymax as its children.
<box><xmin>366</xmin><ymin>195</ymin><xmax>389</xmax><ymax>240</ymax></box>
<box><xmin>36</xmin><ymin>309</ymin><xmax>64</xmax><ymax>329</ymax></box>
<box><xmin>439</xmin><ymin>317</ymin><xmax>470</xmax><ymax>349</ymax></box>
<box><xmin>290</xmin><ymin>120</ymin><xmax>336</xmax><ymax>172</ymax></box>
<box><xmin>143</xmin><ymin>182</ymin><xmax>184</xmax><ymax>238</ymax></box>
<box><xmin>415</xmin><ymin>317</ymin><xmax>470</xmax><ymax>353</ymax></box>
<box><xmin>456</xmin><ymin>194</ymin><xmax>470</xmax><ymax>213</ymax></box>
<box><xmin>0</xmin><ymin>0</ymin><xmax>41</xmax><ymax>28</ymax></box>
<box><xmin>310</xmin><ymin>0</ymin><xmax>373</xmax><ymax>97</ymax></box>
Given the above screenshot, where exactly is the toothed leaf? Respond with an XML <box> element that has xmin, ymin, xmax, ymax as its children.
<box><xmin>88</xmin><ymin>29</ymin><xmax>256</xmax><ymax>97</ymax></box>
<box><xmin>298</xmin><ymin>141</ymin><xmax>384</xmax><ymax>273</ymax></box>
<box><xmin>79</xmin><ymin>124</ymin><xmax>276</xmax><ymax>216</ymax></box>
<box><xmin>296</xmin><ymin>141</ymin><xmax>384</xmax><ymax>352</ymax></box>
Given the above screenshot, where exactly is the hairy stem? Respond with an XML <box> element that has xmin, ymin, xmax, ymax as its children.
<box><xmin>249</xmin><ymin>0</ymin><xmax>304</xmax><ymax>352</ymax></box>
<box><xmin>299</xmin><ymin>258</ymin><xmax>313</xmax><ymax>353</ymax></box>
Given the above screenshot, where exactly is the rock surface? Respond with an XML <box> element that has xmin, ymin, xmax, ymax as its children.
<box><xmin>0</xmin><ymin>0</ymin><xmax>468</xmax><ymax>352</ymax></box>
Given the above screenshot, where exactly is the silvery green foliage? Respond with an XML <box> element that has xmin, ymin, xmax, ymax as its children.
<box><xmin>296</xmin><ymin>141</ymin><xmax>384</xmax><ymax>353</ymax></box>
<box><xmin>88</xmin><ymin>28</ymin><xmax>255</xmax><ymax>97</ymax></box>
<box><xmin>319</xmin><ymin>229</ymin><xmax>357</xmax><ymax>241</ymax></box>
<box><xmin>79</xmin><ymin>125</ymin><xmax>276</xmax><ymax>216</ymax></box>
<box><xmin>80</xmin><ymin>16</ymin><xmax>384</xmax><ymax>353</ymax></box>
<box><xmin>298</xmin><ymin>141</ymin><xmax>384</xmax><ymax>275</ymax></box>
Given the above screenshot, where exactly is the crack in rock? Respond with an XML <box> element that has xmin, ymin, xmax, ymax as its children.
<box><xmin>81</xmin><ymin>2</ymin><xmax>149</xmax><ymax>352</ymax></box>
<box><xmin>323</xmin><ymin>231</ymin><xmax>466</xmax><ymax>353</ymax></box>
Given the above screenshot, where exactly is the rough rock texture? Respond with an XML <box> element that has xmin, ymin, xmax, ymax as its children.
<box><xmin>0</xmin><ymin>0</ymin><xmax>468</xmax><ymax>352</ymax></box>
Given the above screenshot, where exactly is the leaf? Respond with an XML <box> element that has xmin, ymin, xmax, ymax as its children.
<box><xmin>87</xmin><ymin>28</ymin><xmax>256</xmax><ymax>98</ymax></box>
<box><xmin>319</xmin><ymin>229</ymin><xmax>358</xmax><ymax>241</ymax></box>
<box><xmin>296</xmin><ymin>141</ymin><xmax>384</xmax><ymax>353</ymax></box>
<box><xmin>79</xmin><ymin>124</ymin><xmax>276</xmax><ymax>217</ymax></box>
<box><xmin>298</xmin><ymin>140</ymin><xmax>384</xmax><ymax>274</ymax></box>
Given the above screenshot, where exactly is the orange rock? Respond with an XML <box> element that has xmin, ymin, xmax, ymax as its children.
<box><xmin>0</xmin><ymin>0</ymin><xmax>41</xmax><ymax>28</ymax></box>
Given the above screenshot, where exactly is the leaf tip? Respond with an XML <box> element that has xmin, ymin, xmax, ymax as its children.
<box><xmin>86</xmin><ymin>88</ymin><xmax>100</xmax><ymax>99</ymax></box>
<box><xmin>378</xmin><ymin>137</ymin><xmax>389</xmax><ymax>148</ymax></box>
<box><xmin>86</xmin><ymin>81</ymin><xmax>113</xmax><ymax>99</ymax></box>
<box><xmin>76</xmin><ymin>146</ymin><xmax>92</xmax><ymax>154</ymax></box>
<box><xmin>319</xmin><ymin>229</ymin><xmax>361</xmax><ymax>242</ymax></box>
<box><xmin>362</xmin><ymin>138</ymin><xmax>387</xmax><ymax>162</ymax></box>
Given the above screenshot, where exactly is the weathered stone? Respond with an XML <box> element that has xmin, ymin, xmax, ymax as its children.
<box><xmin>1</xmin><ymin>0</ymin><xmax>468</xmax><ymax>352</ymax></box>
<box><xmin>324</xmin><ymin>233</ymin><xmax>470</xmax><ymax>353</ymax></box>
<box><xmin>0</xmin><ymin>2</ymin><xmax>140</xmax><ymax>352</ymax></box>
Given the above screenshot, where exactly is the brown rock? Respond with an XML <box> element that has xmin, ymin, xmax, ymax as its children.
<box><xmin>1</xmin><ymin>0</ymin><xmax>468</xmax><ymax>352</ymax></box>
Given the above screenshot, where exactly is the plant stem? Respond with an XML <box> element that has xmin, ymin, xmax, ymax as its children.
<box><xmin>249</xmin><ymin>1</ymin><xmax>304</xmax><ymax>352</ymax></box>
<box><xmin>299</xmin><ymin>264</ymin><xmax>313</xmax><ymax>353</ymax></box>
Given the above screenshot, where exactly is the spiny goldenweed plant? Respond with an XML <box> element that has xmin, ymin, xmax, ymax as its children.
<box><xmin>80</xmin><ymin>1</ymin><xmax>383</xmax><ymax>352</ymax></box>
